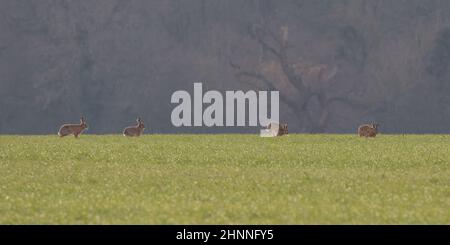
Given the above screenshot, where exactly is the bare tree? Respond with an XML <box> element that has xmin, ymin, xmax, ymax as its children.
<box><xmin>231</xmin><ymin>25</ymin><xmax>365</xmax><ymax>132</ymax></box>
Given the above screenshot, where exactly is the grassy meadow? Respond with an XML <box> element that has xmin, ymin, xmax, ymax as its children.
<box><xmin>0</xmin><ymin>134</ymin><xmax>449</xmax><ymax>224</ymax></box>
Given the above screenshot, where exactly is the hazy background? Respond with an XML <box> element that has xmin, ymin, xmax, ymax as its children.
<box><xmin>2</xmin><ymin>0</ymin><xmax>450</xmax><ymax>134</ymax></box>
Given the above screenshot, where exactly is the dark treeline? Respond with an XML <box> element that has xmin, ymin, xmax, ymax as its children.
<box><xmin>1</xmin><ymin>0</ymin><xmax>450</xmax><ymax>134</ymax></box>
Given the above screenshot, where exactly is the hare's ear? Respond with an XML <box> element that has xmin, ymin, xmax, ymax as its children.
<box><xmin>81</xmin><ymin>117</ymin><xmax>85</xmax><ymax>123</ymax></box>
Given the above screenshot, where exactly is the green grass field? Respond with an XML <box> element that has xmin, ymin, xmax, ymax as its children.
<box><xmin>0</xmin><ymin>134</ymin><xmax>449</xmax><ymax>224</ymax></box>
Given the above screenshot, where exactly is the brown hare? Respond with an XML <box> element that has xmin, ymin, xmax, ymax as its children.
<box><xmin>58</xmin><ymin>117</ymin><xmax>88</xmax><ymax>138</ymax></box>
<box><xmin>266</xmin><ymin>122</ymin><xmax>289</xmax><ymax>136</ymax></box>
<box><xmin>358</xmin><ymin>123</ymin><xmax>379</xmax><ymax>137</ymax></box>
<box><xmin>123</xmin><ymin>117</ymin><xmax>145</xmax><ymax>137</ymax></box>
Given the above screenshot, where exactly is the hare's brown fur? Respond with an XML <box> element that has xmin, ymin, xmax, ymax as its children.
<box><xmin>58</xmin><ymin>117</ymin><xmax>88</xmax><ymax>138</ymax></box>
<box><xmin>123</xmin><ymin>118</ymin><xmax>145</xmax><ymax>137</ymax></box>
<box><xmin>266</xmin><ymin>122</ymin><xmax>289</xmax><ymax>136</ymax></box>
<box><xmin>358</xmin><ymin>123</ymin><xmax>378</xmax><ymax>137</ymax></box>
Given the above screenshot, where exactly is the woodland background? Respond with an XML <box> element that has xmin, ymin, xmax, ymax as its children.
<box><xmin>2</xmin><ymin>0</ymin><xmax>450</xmax><ymax>134</ymax></box>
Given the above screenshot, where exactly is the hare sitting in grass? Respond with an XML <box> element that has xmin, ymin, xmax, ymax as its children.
<box><xmin>123</xmin><ymin>117</ymin><xmax>145</xmax><ymax>137</ymax></box>
<box><xmin>58</xmin><ymin>117</ymin><xmax>88</xmax><ymax>138</ymax></box>
<box><xmin>266</xmin><ymin>122</ymin><xmax>289</xmax><ymax>136</ymax></box>
<box><xmin>358</xmin><ymin>123</ymin><xmax>379</xmax><ymax>137</ymax></box>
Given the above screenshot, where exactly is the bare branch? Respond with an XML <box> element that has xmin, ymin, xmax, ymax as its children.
<box><xmin>235</xmin><ymin>70</ymin><xmax>277</xmax><ymax>91</ymax></box>
<box><xmin>229</xmin><ymin>61</ymin><xmax>241</xmax><ymax>70</ymax></box>
<box><xmin>256</xmin><ymin>36</ymin><xmax>283</xmax><ymax>59</ymax></box>
<box><xmin>249</xmin><ymin>25</ymin><xmax>283</xmax><ymax>59</ymax></box>
<box><xmin>266</xmin><ymin>27</ymin><xmax>283</xmax><ymax>47</ymax></box>
<box><xmin>229</xmin><ymin>61</ymin><xmax>305</xmax><ymax>114</ymax></box>
<box><xmin>248</xmin><ymin>25</ymin><xmax>307</xmax><ymax>92</ymax></box>
<box><xmin>229</xmin><ymin>59</ymin><xmax>274</xmax><ymax>89</ymax></box>
<box><xmin>323</xmin><ymin>66</ymin><xmax>338</xmax><ymax>81</ymax></box>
